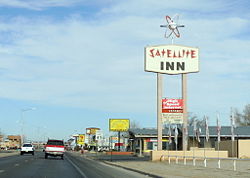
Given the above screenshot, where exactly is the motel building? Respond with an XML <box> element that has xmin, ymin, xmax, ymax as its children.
<box><xmin>128</xmin><ymin>126</ymin><xmax>250</xmax><ymax>158</ymax></box>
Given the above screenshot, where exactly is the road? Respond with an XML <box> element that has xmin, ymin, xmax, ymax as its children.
<box><xmin>0</xmin><ymin>151</ymin><xmax>148</xmax><ymax>178</ymax></box>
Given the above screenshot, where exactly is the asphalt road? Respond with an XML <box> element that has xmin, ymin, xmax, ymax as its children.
<box><xmin>0</xmin><ymin>151</ymin><xmax>147</xmax><ymax>178</ymax></box>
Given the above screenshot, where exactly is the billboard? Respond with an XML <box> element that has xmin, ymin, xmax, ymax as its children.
<box><xmin>86</xmin><ymin>127</ymin><xmax>100</xmax><ymax>135</ymax></box>
<box><xmin>109</xmin><ymin>119</ymin><xmax>130</xmax><ymax>132</ymax></box>
<box><xmin>77</xmin><ymin>134</ymin><xmax>85</xmax><ymax>145</ymax></box>
<box><xmin>145</xmin><ymin>44</ymin><xmax>199</xmax><ymax>74</ymax></box>
<box><xmin>162</xmin><ymin>98</ymin><xmax>183</xmax><ymax>124</ymax></box>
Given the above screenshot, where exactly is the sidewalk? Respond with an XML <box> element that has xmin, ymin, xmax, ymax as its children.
<box><xmin>71</xmin><ymin>151</ymin><xmax>250</xmax><ymax>178</ymax></box>
<box><xmin>105</xmin><ymin>160</ymin><xmax>250</xmax><ymax>178</ymax></box>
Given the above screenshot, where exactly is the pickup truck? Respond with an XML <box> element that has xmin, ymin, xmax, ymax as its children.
<box><xmin>44</xmin><ymin>139</ymin><xmax>65</xmax><ymax>159</ymax></box>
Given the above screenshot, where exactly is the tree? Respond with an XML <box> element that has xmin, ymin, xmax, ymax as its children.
<box><xmin>188</xmin><ymin>113</ymin><xmax>205</xmax><ymax>128</ymax></box>
<box><xmin>234</xmin><ymin>104</ymin><xmax>250</xmax><ymax>126</ymax></box>
<box><xmin>130</xmin><ymin>120</ymin><xmax>141</xmax><ymax>129</ymax></box>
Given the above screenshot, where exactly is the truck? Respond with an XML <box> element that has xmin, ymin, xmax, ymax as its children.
<box><xmin>44</xmin><ymin>139</ymin><xmax>65</xmax><ymax>160</ymax></box>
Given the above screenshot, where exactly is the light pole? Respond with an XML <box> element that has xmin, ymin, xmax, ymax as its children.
<box><xmin>21</xmin><ymin>107</ymin><xmax>36</xmax><ymax>145</ymax></box>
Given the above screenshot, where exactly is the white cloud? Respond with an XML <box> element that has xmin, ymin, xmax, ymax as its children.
<box><xmin>0</xmin><ymin>0</ymin><xmax>249</xmax><ymax>122</ymax></box>
<box><xmin>0</xmin><ymin>0</ymin><xmax>115</xmax><ymax>10</ymax></box>
<box><xmin>0</xmin><ymin>0</ymin><xmax>87</xmax><ymax>10</ymax></box>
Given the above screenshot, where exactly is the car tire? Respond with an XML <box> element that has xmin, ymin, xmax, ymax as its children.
<box><xmin>32</xmin><ymin>152</ymin><xmax>34</xmax><ymax>156</ymax></box>
<box><xmin>20</xmin><ymin>152</ymin><xmax>23</xmax><ymax>155</ymax></box>
<box><xmin>45</xmin><ymin>153</ymin><xmax>48</xmax><ymax>159</ymax></box>
<box><xmin>61</xmin><ymin>155</ymin><xmax>64</xmax><ymax>160</ymax></box>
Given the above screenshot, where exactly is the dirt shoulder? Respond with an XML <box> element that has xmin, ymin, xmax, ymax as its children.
<box><xmin>0</xmin><ymin>151</ymin><xmax>19</xmax><ymax>158</ymax></box>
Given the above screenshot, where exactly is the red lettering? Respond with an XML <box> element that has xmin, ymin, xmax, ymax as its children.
<box><xmin>167</xmin><ymin>49</ymin><xmax>171</xmax><ymax>58</ymax></box>
<box><xmin>191</xmin><ymin>50</ymin><xmax>196</xmax><ymax>58</ymax></box>
<box><xmin>178</xmin><ymin>51</ymin><xmax>182</xmax><ymax>58</ymax></box>
<box><xmin>182</xmin><ymin>50</ymin><xmax>185</xmax><ymax>57</ymax></box>
<box><xmin>148</xmin><ymin>48</ymin><xmax>197</xmax><ymax>59</ymax></box>
<box><xmin>149</xmin><ymin>49</ymin><xmax>155</xmax><ymax>58</ymax></box>
<box><xmin>155</xmin><ymin>50</ymin><xmax>161</xmax><ymax>57</ymax></box>
<box><xmin>186</xmin><ymin>50</ymin><xmax>190</xmax><ymax>57</ymax></box>
<box><xmin>161</xmin><ymin>49</ymin><xmax>166</xmax><ymax>57</ymax></box>
<box><xmin>173</xmin><ymin>51</ymin><xmax>177</xmax><ymax>58</ymax></box>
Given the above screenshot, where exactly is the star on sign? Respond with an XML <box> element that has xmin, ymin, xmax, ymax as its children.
<box><xmin>160</xmin><ymin>14</ymin><xmax>185</xmax><ymax>38</ymax></box>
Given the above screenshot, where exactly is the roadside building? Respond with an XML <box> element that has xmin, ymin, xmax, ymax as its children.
<box><xmin>128</xmin><ymin>126</ymin><xmax>250</xmax><ymax>157</ymax></box>
<box><xmin>7</xmin><ymin>135</ymin><xmax>21</xmax><ymax>149</ymax></box>
<box><xmin>128</xmin><ymin>128</ymin><xmax>180</xmax><ymax>154</ymax></box>
<box><xmin>0</xmin><ymin>135</ymin><xmax>4</xmax><ymax>149</ymax></box>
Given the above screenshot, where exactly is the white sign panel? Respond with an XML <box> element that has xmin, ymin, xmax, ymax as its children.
<box><xmin>145</xmin><ymin>44</ymin><xmax>199</xmax><ymax>74</ymax></box>
<box><xmin>162</xmin><ymin>113</ymin><xmax>184</xmax><ymax>124</ymax></box>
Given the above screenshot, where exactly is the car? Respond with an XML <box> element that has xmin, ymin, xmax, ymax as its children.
<box><xmin>20</xmin><ymin>143</ymin><xmax>34</xmax><ymax>155</ymax></box>
<box><xmin>44</xmin><ymin>139</ymin><xmax>65</xmax><ymax>159</ymax></box>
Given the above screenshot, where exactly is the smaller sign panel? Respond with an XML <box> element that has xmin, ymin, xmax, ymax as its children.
<box><xmin>109</xmin><ymin>119</ymin><xmax>130</xmax><ymax>132</ymax></box>
<box><xmin>145</xmin><ymin>138</ymin><xmax>168</xmax><ymax>142</ymax></box>
<box><xmin>162</xmin><ymin>98</ymin><xmax>183</xmax><ymax>112</ymax></box>
<box><xmin>162</xmin><ymin>98</ymin><xmax>183</xmax><ymax>124</ymax></box>
<box><xmin>77</xmin><ymin>134</ymin><xmax>85</xmax><ymax>145</ymax></box>
<box><xmin>162</xmin><ymin>113</ymin><xmax>184</xmax><ymax>124</ymax></box>
<box><xmin>86</xmin><ymin>128</ymin><xmax>100</xmax><ymax>135</ymax></box>
<box><xmin>111</xmin><ymin>136</ymin><xmax>118</xmax><ymax>143</ymax></box>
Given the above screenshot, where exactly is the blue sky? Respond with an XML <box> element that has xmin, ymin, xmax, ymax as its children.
<box><xmin>0</xmin><ymin>0</ymin><xmax>249</xmax><ymax>141</ymax></box>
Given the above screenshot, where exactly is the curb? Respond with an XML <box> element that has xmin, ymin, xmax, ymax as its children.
<box><xmin>102</xmin><ymin>161</ymin><xmax>163</xmax><ymax>178</ymax></box>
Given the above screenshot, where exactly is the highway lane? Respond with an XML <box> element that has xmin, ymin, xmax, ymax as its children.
<box><xmin>0</xmin><ymin>151</ymin><xmax>82</xmax><ymax>177</ymax></box>
<box><xmin>0</xmin><ymin>151</ymin><xmax>148</xmax><ymax>178</ymax></box>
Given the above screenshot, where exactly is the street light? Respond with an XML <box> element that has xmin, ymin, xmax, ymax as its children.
<box><xmin>21</xmin><ymin>107</ymin><xmax>36</xmax><ymax>144</ymax></box>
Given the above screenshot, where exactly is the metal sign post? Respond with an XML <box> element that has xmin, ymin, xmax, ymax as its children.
<box><xmin>182</xmin><ymin>74</ymin><xmax>188</xmax><ymax>151</ymax></box>
<box><xmin>157</xmin><ymin>73</ymin><xmax>163</xmax><ymax>150</ymax></box>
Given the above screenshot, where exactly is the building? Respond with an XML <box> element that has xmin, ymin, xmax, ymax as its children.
<box><xmin>7</xmin><ymin>135</ymin><xmax>22</xmax><ymax>149</ymax></box>
<box><xmin>128</xmin><ymin>128</ymin><xmax>179</xmax><ymax>153</ymax></box>
<box><xmin>0</xmin><ymin>135</ymin><xmax>4</xmax><ymax>149</ymax></box>
<box><xmin>0</xmin><ymin>135</ymin><xmax>22</xmax><ymax>149</ymax></box>
<box><xmin>128</xmin><ymin>126</ymin><xmax>250</xmax><ymax>157</ymax></box>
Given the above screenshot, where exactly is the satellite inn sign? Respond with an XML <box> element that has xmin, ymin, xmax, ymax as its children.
<box><xmin>145</xmin><ymin>44</ymin><xmax>199</xmax><ymax>74</ymax></box>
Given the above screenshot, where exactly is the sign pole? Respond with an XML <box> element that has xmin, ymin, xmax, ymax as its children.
<box><xmin>118</xmin><ymin>131</ymin><xmax>121</xmax><ymax>151</ymax></box>
<box><xmin>157</xmin><ymin>73</ymin><xmax>163</xmax><ymax>151</ymax></box>
<box><xmin>182</xmin><ymin>74</ymin><xmax>188</xmax><ymax>151</ymax></box>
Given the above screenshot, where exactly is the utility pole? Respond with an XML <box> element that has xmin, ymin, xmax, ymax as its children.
<box><xmin>21</xmin><ymin>107</ymin><xmax>36</xmax><ymax>144</ymax></box>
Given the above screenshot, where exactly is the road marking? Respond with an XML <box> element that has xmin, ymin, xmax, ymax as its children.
<box><xmin>14</xmin><ymin>163</ymin><xmax>19</xmax><ymax>167</ymax></box>
<box><xmin>66</xmin><ymin>156</ymin><xmax>88</xmax><ymax>178</ymax></box>
<box><xmin>0</xmin><ymin>170</ymin><xmax>5</xmax><ymax>173</ymax></box>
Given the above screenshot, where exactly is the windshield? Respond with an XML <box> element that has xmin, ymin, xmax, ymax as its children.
<box><xmin>23</xmin><ymin>144</ymin><xmax>32</xmax><ymax>147</ymax></box>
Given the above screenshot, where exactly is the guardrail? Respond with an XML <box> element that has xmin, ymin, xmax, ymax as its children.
<box><xmin>160</xmin><ymin>155</ymin><xmax>250</xmax><ymax>171</ymax></box>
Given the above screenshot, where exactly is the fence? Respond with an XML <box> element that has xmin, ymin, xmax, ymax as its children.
<box><xmin>160</xmin><ymin>155</ymin><xmax>250</xmax><ymax>172</ymax></box>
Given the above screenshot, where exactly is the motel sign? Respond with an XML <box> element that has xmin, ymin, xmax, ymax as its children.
<box><xmin>144</xmin><ymin>44</ymin><xmax>199</xmax><ymax>74</ymax></box>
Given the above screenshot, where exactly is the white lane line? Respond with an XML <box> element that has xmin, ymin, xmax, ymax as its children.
<box><xmin>66</xmin><ymin>156</ymin><xmax>88</xmax><ymax>178</ymax></box>
<box><xmin>0</xmin><ymin>170</ymin><xmax>5</xmax><ymax>173</ymax></box>
<box><xmin>14</xmin><ymin>163</ymin><xmax>19</xmax><ymax>167</ymax></box>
